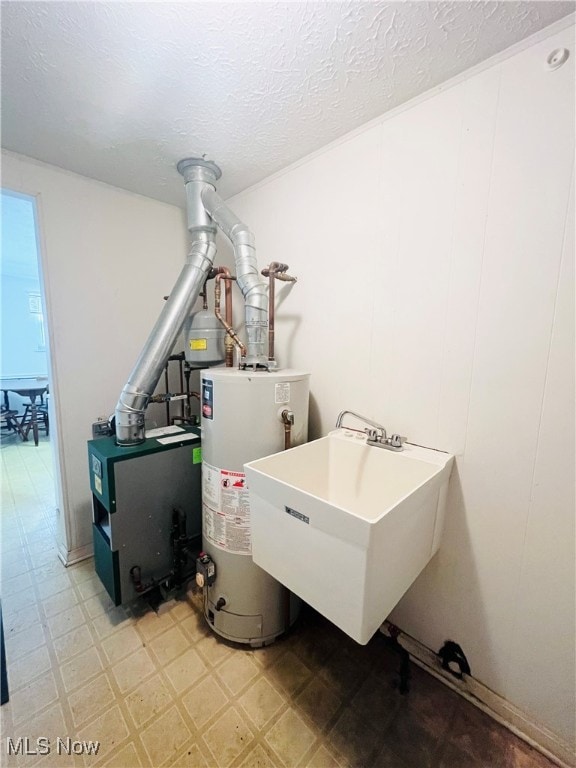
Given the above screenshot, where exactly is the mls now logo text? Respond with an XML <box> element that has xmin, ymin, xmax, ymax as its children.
<box><xmin>7</xmin><ymin>737</ymin><xmax>100</xmax><ymax>756</ymax></box>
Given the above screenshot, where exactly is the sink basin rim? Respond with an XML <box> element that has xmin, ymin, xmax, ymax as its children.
<box><xmin>245</xmin><ymin>429</ymin><xmax>453</xmax><ymax>524</ymax></box>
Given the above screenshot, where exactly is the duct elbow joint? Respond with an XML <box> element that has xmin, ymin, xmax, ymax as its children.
<box><xmin>115</xmin><ymin>409</ymin><xmax>146</xmax><ymax>446</ymax></box>
<box><xmin>115</xmin><ymin>386</ymin><xmax>150</xmax><ymax>446</ymax></box>
<box><xmin>230</xmin><ymin>228</ymin><xmax>255</xmax><ymax>251</ymax></box>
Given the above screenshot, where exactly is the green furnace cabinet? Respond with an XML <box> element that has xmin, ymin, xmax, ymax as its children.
<box><xmin>88</xmin><ymin>428</ymin><xmax>202</xmax><ymax>606</ymax></box>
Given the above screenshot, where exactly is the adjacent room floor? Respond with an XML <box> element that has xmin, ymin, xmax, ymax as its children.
<box><xmin>0</xmin><ymin>436</ymin><xmax>558</xmax><ymax>768</ymax></box>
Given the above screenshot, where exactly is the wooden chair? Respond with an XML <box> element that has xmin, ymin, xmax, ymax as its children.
<box><xmin>18</xmin><ymin>400</ymin><xmax>49</xmax><ymax>442</ymax></box>
<box><xmin>0</xmin><ymin>408</ymin><xmax>22</xmax><ymax>439</ymax></box>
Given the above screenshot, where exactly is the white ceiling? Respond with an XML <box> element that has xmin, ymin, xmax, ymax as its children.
<box><xmin>1</xmin><ymin>1</ymin><xmax>573</xmax><ymax>205</ymax></box>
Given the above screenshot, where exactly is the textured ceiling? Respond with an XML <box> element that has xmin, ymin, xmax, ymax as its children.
<box><xmin>1</xmin><ymin>1</ymin><xmax>574</xmax><ymax>205</ymax></box>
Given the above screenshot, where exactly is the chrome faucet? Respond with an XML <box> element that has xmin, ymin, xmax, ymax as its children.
<box><xmin>335</xmin><ymin>410</ymin><xmax>405</xmax><ymax>451</ymax></box>
<box><xmin>336</xmin><ymin>410</ymin><xmax>387</xmax><ymax>437</ymax></box>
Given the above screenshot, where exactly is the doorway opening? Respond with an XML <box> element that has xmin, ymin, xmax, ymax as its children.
<box><xmin>1</xmin><ymin>189</ymin><xmax>60</xmax><ymax>575</ymax></box>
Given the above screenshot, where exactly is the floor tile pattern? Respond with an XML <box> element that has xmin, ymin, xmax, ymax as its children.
<box><xmin>1</xmin><ymin>436</ymin><xmax>560</xmax><ymax>767</ymax></box>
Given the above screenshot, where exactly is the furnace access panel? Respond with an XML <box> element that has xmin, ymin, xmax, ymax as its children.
<box><xmin>88</xmin><ymin>427</ymin><xmax>202</xmax><ymax>606</ymax></box>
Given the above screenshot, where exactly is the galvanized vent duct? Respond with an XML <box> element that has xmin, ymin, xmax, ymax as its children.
<box><xmin>114</xmin><ymin>158</ymin><xmax>270</xmax><ymax>446</ymax></box>
<box><xmin>201</xmin><ymin>187</ymin><xmax>270</xmax><ymax>368</ymax></box>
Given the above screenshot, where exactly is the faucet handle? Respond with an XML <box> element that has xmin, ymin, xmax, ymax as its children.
<box><xmin>366</xmin><ymin>428</ymin><xmax>385</xmax><ymax>444</ymax></box>
<box><xmin>390</xmin><ymin>434</ymin><xmax>404</xmax><ymax>448</ymax></box>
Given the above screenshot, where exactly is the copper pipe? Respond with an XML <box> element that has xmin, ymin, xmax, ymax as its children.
<box><xmin>283</xmin><ymin>421</ymin><xmax>291</xmax><ymax>450</ymax></box>
<box><xmin>281</xmin><ymin>409</ymin><xmax>294</xmax><ymax>451</ymax></box>
<box><xmin>261</xmin><ymin>262</ymin><xmax>297</xmax><ymax>363</ymax></box>
<box><xmin>212</xmin><ymin>267</ymin><xmax>233</xmax><ymax>325</ymax></box>
<box><xmin>213</xmin><ymin>270</ymin><xmax>246</xmax><ymax>364</ymax></box>
<box><xmin>217</xmin><ymin>274</ymin><xmax>235</xmax><ymax>367</ymax></box>
<box><xmin>267</xmin><ymin>264</ymin><xmax>277</xmax><ymax>363</ymax></box>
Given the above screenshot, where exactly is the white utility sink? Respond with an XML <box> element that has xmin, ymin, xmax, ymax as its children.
<box><xmin>244</xmin><ymin>429</ymin><xmax>454</xmax><ymax>644</ymax></box>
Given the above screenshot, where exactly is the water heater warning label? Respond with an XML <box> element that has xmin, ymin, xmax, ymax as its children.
<box><xmin>275</xmin><ymin>382</ymin><xmax>290</xmax><ymax>404</ymax></box>
<box><xmin>202</xmin><ymin>462</ymin><xmax>252</xmax><ymax>555</ymax></box>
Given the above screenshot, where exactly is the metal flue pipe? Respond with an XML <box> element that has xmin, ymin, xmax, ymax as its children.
<box><xmin>114</xmin><ymin>157</ymin><xmax>270</xmax><ymax>445</ymax></box>
<box><xmin>201</xmin><ymin>187</ymin><xmax>270</xmax><ymax>369</ymax></box>
<box><xmin>114</xmin><ymin>159</ymin><xmax>221</xmax><ymax>446</ymax></box>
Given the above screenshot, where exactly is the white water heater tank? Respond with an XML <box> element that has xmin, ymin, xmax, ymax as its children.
<box><xmin>200</xmin><ymin>367</ymin><xmax>310</xmax><ymax>646</ymax></box>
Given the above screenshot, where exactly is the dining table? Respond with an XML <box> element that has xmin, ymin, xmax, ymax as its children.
<box><xmin>0</xmin><ymin>378</ymin><xmax>49</xmax><ymax>446</ymax></box>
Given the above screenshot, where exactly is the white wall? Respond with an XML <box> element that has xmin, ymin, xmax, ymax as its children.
<box><xmin>223</xmin><ymin>24</ymin><xmax>575</xmax><ymax>752</ymax></box>
<box><xmin>1</xmin><ymin>152</ymin><xmax>189</xmax><ymax>561</ymax></box>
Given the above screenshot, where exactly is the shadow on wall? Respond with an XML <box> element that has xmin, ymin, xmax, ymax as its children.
<box><xmin>308</xmin><ymin>392</ymin><xmax>323</xmax><ymax>442</ymax></box>
<box><xmin>274</xmin><ymin>280</ymin><xmax>300</xmax><ymax>365</ymax></box>
<box><xmin>276</xmin><ymin>313</ymin><xmax>302</xmax><ymax>372</ymax></box>
<box><xmin>389</xmin><ymin>461</ymin><xmax>495</xmax><ymax>687</ymax></box>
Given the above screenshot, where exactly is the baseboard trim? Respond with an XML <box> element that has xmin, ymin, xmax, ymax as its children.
<box><xmin>380</xmin><ymin>623</ymin><xmax>575</xmax><ymax>768</ymax></box>
<box><xmin>57</xmin><ymin>542</ymin><xmax>93</xmax><ymax>567</ymax></box>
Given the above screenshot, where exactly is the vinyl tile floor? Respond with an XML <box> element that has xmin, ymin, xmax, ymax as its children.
<box><xmin>0</xmin><ymin>435</ymin><xmax>560</xmax><ymax>768</ymax></box>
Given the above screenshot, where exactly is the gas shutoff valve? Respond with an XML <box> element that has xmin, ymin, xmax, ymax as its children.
<box><xmin>196</xmin><ymin>552</ymin><xmax>216</xmax><ymax>588</ymax></box>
